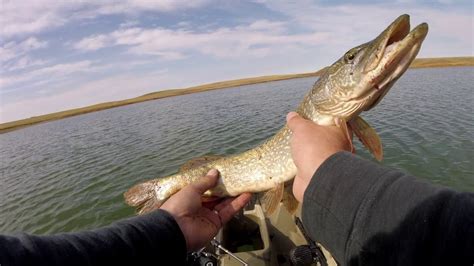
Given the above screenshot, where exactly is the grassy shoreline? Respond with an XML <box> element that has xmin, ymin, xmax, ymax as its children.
<box><xmin>1</xmin><ymin>56</ymin><xmax>473</xmax><ymax>134</ymax></box>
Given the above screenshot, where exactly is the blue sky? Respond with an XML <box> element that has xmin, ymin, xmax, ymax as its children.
<box><xmin>0</xmin><ymin>0</ymin><xmax>472</xmax><ymax>123</ymax></box>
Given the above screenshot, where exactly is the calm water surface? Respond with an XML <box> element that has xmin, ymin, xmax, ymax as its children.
<box><xmin>0</xmin><ymin>67</ymin><xmax>473</xmax><ymax>234</ymax></box>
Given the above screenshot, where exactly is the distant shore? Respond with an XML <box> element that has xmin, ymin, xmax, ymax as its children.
<box><xmin>1</xmin><ymin>56</ymin><xmax>473</xmax><ymax>134</ymax></box>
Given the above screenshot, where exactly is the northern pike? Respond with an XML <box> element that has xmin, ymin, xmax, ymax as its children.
<box><xmin>124</xmin><ymin>14</ymin><xmax>428</xmax><ymax>214</ymax></box>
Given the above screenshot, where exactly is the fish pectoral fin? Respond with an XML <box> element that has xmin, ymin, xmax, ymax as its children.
<box><xmin>349</xmin><ymin>116</ymin><xmax>383</xmax><ymax>161</ymax></box>
<box><xmin>258</xmin><ymin>183</ymin><xmax>284</xmax><ymax>216</ymax></box>
<box><xmin>282</xmin><ymin>180</ymin><xmax>299</xmax><ymax>215</ymax></box>
<box><xmin>334</xmin><ymin>117</ymin><xmax>355</xmax><ymax>153</ymax></box>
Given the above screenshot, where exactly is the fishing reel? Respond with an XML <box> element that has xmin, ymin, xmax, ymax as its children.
<box><xmin>186</xmin><ymin>238</ymin><xmax>248</xmax><ymax>266</ymax></box>
<box><xmin>289</xmin><ymin>244</ymin><xmax>327</xmax><ymax>266</ymax></box>
<box><xmin>289</xmin><ymin>217</ymin><xmax>328</xmax><ymax>266</ymax></box>
<box><xmin>186</xmin><ymin>248</ymin><xmax>218</xmax><ymax>266</ymax></box>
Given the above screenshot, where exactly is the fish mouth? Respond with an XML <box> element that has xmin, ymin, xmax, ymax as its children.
<box><xmin>363</xmin><ymin>14</ymin><xmax>428</xmax><ymax>110</ymax></box>
<box><xmin>364</xmin><ymin>14</ymin><xmax>411</xmax><ymax>73</ymax></box>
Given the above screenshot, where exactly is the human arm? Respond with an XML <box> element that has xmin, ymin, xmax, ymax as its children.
<box><xmin>286</xmin><ymin>112</ymin><xmax>474</xmax><ymax>266</ymax></box>
<box><xmin>303</xmin><ymin>152</ymin><xmax>474</xmax><ymax>266</ymax></box>
<box><xmin>0</xmin><ymin>170</ymin><xmax>251</xmax><ymax>266</ymax></box>
<box><xmin>0</xmin><ymin>209</ymin><xmax>186</xmax><ymax>266</ymax></box>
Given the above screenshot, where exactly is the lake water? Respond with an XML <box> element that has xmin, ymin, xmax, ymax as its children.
<box><xmin>0</xmin><ymin>67</ymin><xmax>473</xmax><ymax>235</ymax></box>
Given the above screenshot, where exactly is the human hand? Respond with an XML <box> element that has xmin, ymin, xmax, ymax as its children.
<box><xmin>286</xmin><ymin>112</ymin><xmax>352</xmax><ymax>202</ymax></box>
<box><xmin>160</xmin><ymin>169</ymin><xmax>252</xmax><ymax>251</ymax></box>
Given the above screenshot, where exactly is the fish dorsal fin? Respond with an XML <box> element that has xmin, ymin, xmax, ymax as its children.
<box><xmin>258</xmin><ymin>183</ymin><xmax>284</xmax><ymax>216</ymax></box>
<box><xmin>179</xmin><ymin>155</ymin><xmax>223</xmax><ymax>172</ymax></box>
<box><xmin>349</xmin><ymin>116</ymin><xmax>383</xmax><ymax>161</ymax></box>
<box><xmin>334</xmin><ymin>117</ymin><xmax>355</xmax><ymax>153</ymax></box>
<box><xmin>282</xmin><ymin>180</ymin><xmax>299</xmax><ymax>214</ymax></box>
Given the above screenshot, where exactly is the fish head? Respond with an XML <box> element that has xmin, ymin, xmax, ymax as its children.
<box><xmin>311</xmin><ymin>14</ymin><xmax>428</xmax><ymax>122</ymax></box>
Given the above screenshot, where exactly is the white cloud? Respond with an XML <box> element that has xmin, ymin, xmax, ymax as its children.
<box><xmin>120</xmin><ymin>20</ymin><xmax>140</xmax><ymax>28</ymax></box>
<box><xmin>74</xmin><ymin>35</ymin><xmax>110</xmax><ymax>51</ymax></box>
<box><xmin>0</xmin><ymin>2</ymin><xmax>67</xmax><ymax>38</ymax></box>
<box><xmin>257</xmin><ymin>1</ymin><xmax>473</xmax><ymax>57</ymax></box>
<box><xmin>74</xmin><ymin>20</ymin><xmax>330</xmax><ymax>59</ymax></box>
<box><xmin>176</xmin><ymin>21</ymin><xmax>192</xmax><ymax>28</ymax></box>
<box><xmin>35</xmin><ymin>61</ymin><xmax>94</xmax><ymax>76</ymax></box>
<box><xmin>0</xmin><ymin>60</ymin><xmax>94</xmax><ymax>88</ymax></box>
<box><xmin>3</xmin><ymin>56</ymin><xmax>49</xmax><ymax>71</ymax></box>
<box><xmin>0</xmin><ymin>37</ymin><xmax>48</xmax><ymax>63</ymax></box>
<box><xmin>92</xmin><ymin>0</ymin><xmax>210</xmax><ymax>15</ymax></box>
<box><xmin>246</xmin><ymin>20</ymin><xmax>287</xmax><ymax>33</ymax></box>
<box><xmin>438</xmin><ymin>0</ymin><xmax>454</xmax><ymax>4</ymax></box>
<box><xmin>72</xmin><ymin>3</ymin><xmax>472</xmax><ymax>62</ymax></box>
<box><xmin>0</xmin><ymin>0</ymin><xmax>210</xmax><ymax>38</ymax></box>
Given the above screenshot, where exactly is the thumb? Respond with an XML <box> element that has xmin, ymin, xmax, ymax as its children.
<box><xmin>286</xmin><ymin>112</ymin><xmax>304</xmax><ymax>132</ymax></box>
<box><xmin>192</xmin><ymin>169</ymin><xmax>219</xmax><ymax>194</ymax></box>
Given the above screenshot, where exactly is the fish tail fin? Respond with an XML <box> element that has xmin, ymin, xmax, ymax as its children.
<box><xmin>137</xmin><ymin>196</ymin><xmax>163</xmax><ymax>215</ymax></box>
<box><xmin>124</xmin><ymin>179</ymin><xmax>166</xmax><ymax>215</ymax></box>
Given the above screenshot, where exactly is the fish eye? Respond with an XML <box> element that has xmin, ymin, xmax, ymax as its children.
<box><xmin>344</xmin><ymin>52</ymin><xmax>355</xmax><ymax>63</ymax></box>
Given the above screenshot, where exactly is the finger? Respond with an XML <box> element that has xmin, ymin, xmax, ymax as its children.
<box><xmin>286</xmin><ymin>111</ymin><xmax>299</xmax><ymax>122</ymax></box>
<box><xmin>292</xmin><ymin>175</ymin><xmax>304</xmax><ymax>203</ymax></box>
<box><xmin>191</xmin><ymin>169</ymin><xmax>219</xmax><ymax>195</ymax></box>
<box><xmin>213</xmin><ymin>197</ymin><xmax>235</xmax><ymax>212</ymax></box>
<box><xmin>286</xmin><ymin>112</ymin><xmax>308</xmax><ymax>133</ymax></box>
<box><xmin>202</xmin><ymin>197</ymin><xmax>223</xmax><ymax>210</ymax></box>
<box><xmin>218</xmin><ymin>193</ymin><xmax>252</xmax><ymax>224</ymax></box>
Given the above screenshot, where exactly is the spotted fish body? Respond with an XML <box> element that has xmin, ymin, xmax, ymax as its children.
<box><xmin>125</xmin><ymin>14</ymin><xmax>428</xmax><ymax>214</ymax></box>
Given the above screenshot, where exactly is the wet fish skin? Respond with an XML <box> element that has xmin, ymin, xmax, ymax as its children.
<box><xmin>124</xmin><ymin>14</ymin><xmax>428</xmax><ymax>214</ymax></box>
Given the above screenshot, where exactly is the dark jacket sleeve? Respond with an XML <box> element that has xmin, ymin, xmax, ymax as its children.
<box><xmin>0</xmin><ymin>209</ymin><xmax>187</xmax><ymax>266</ymax></box>
<box><xmin>302</xmin><ymin>151</ymin><xmax>474</xmax><ymax>266</ymax></box>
